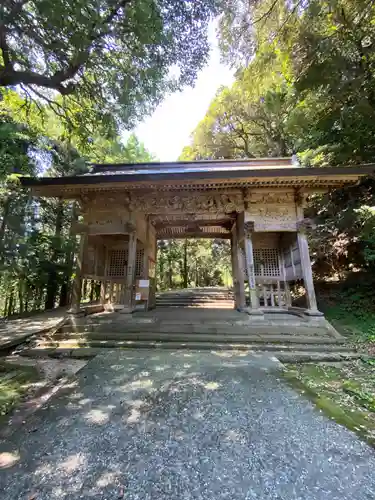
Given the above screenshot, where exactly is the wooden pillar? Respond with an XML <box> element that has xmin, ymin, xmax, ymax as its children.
<box><xmin>230</xmin><ymin>233</ymin><xmax>238</xmax><ymax>308</ymax></box>
<box><xmin>297</xmin><ymin>220</ymin><xmax>321</xmax><ymax>315</ymax></box>
<box><xmin>236</xmin><ymin>246</ymin><xmax>246</xmax><ymax>310</ymax></box>
<box><xmin>231</xmin><ymin>224</ymin><xmax>245</xmax><ymax>310</ymax></box>
<box><xmin>100</xmin><ymin>246</ymin><xmax>108</xmax><ymax>305</ymax></box>
<box><xmin>121</xmin><ymin>232</ymin><xmax>137</xmax><ymax>313</ymax></box>
<box><xmin>279</xmin><ymin>244</ymin><xmax>291</xmax><ymax>307</ymax></box>
<box><xmin>243</xmin><ymin>221</ymin><xmax>262</xmax><ymax>314</ymax></box>
<box><xmin>69</xmin><ymin>231</ymin><xmax>87</xmax><ymax>314</ymax></box>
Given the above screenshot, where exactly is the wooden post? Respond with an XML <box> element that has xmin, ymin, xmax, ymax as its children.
<box><xmin>279</xmin><ymin>245</ymin><xmax>291</xmax><ymax>307</ymax></box>
<box><xmin>233</xmin><ymin>222</ymin><xmax>246</xmax><ymax>310</ymax></box>
<box><xmin>297</xmin><ymin>220</ymin><xmax>322</xmax><ymax>315</ymax></box>
<box><xmin>244</xmin><ymin>222</ymin><xmax>259</xmax><ymax>310</ymax></box>
<box><xmin>69</xmin><ymin>231</ymin><xmax>87</xmax><ymax>315</ymax></box>
<box><xmin>121</xmin><ymin>232</ymin><xmax>137</xmax><ymax>313</ymax></box>
<box><xmin>143</xmin><ymin>245</ymin><xmax>149</xmax><ymax>279</ymax></box>
<box><xmin>100</xmin><ymin>246</ymin><xmax>108</xmax><ymax>305</ymax></box>
<box><xmin>230</xmin><ymin>229</ymin><xmax>239</xmax><ymax>309</ymax></box>
<box><xmin>243</xmin><ymin>221</ymin><xmax>262</xmax><ymax>315</ymax></box>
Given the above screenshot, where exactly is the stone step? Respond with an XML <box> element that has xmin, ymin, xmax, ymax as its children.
<box><xmin>157</xmin><ymin>291</ymin><xmax>233</xmax><ymax>294</ymax></box>
<box><xmin>156</xmin><ymin>298</ymin><xmax>233</xmax><ymax>301</ymax></box>
<box><xmin>21</xmin><ymin>346</ymin><xmax>360</xmax><ymax>363</ymax></box>
<box><xmin>40</xmin><ymin>332</ymin><xmax>346</xmax><ymax>345</ymax></box>
<box><xmin>59</xmin><ymin>323</ymin><xmax>331</xmax><ymax>337</ymax></box>
<box><xmin>154</xmin><ymin>303</ymin><xmax>235</xmax><ymax>308</ymax></box>
<box><xmin>156</xmin><ymin>295</ymin><xmax>233</xmax><ymax>302</ymax></box>
<box><xmin>156</xmin><ymin>294</ymin><xmax>234</xmax><ymax>299</ymax></box>
<box><xmin>37</xmin><ymin>337</ymin><xmax>352</xmax><ymax>352</ymax></box>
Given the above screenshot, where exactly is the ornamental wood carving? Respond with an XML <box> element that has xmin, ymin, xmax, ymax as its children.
<box><xmin>245</xmin><ymin>191</ymin><xmax>295</xmax><ymax>205</ymax></box>
<box><xmin>248</xmin><ymin>205</ymin><xmax>295</xmax><ymax>220</ymax></box>
<box><xmin>296</xmin><ymin>218</ymin><xmax>315</xmax><ymax>233</ymax></box>
<box><xmin>81</xmin><ymin>193</ymin><xmax>131</xmax><ymax>212</ymax></box>
<box><xmin>128</xmin><ymin>192</ymin><xmax>244</xmax><ymax>214</ymax></box>
<box><xmin>256</xmin><ymin>221</ymin><xmax>297</xmax><ymax>231</ymax></box>
<box><xmin>244</xmin><ymin>221</ymin><xmax>255</xmax><ymax>237</ymax></box>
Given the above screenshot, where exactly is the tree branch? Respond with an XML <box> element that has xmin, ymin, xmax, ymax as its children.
<box><xmin>0</xmin><ymin>68</ymin><xmax>75</xmax><ymax>93</ymax></box>
<box><xmin>51</xmin><ymin>0</ymin><xmax>133</xmax><ymax>83</ymax></box>
<box><xmin>0</xmin><ymin>0</ymin><xmax>133</xmax><ymax>93</ymax></box>
<box><xmin>252</xmin><ymin>0</ymin><xmax>279</xmax><ymax>25</ymax></box>
<box><xmin>0</xmin><ymin>27</ymin><xmax>11</xmax><ymax>68</ymax></box>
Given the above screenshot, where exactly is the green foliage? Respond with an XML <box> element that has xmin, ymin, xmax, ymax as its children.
<box><xmin>0</xmin><ymin>91</ymin><xmax>154</xmax><ymax>317</ymax></box>
<box><xmin>90</xmin><ymin>133</ymin><xmax>156</xmax><ymax>163</ymax></box>
<box><xmin>0</xmin><ymin>362</ymin><xmax>40</xmax><ymax>416</ymax></box>
<box><xmin>318</xmin><ymin>280</ymin><xmax>375</xmax><ymax>342</ymax></box>
<box><xmin>180</xmin><ymin>65</ymin><xmax>302</xmax><ymax>159</ymax></box>
<box><xmin>285</xmin><ymin>361</ymin><xmax>375</xmax><ymax>443</ymax></box>
<box><xmin>156</xmin><ymin>239</ymin><xmax>231</xmax><ymax>291</ymax></box>
<box><xmin>343</xmin><ymin>381</ymin><xmax>375</xmax><ymax>413</ymax></box>
<box><xmin>183</xmin><ymin>0</ymin><xmax>375</xmax><ymax>284</ymax></box>
<box><xmin>0</xmin><ymin>0</ymin><xmax>220</xmax><ymax>132</ymax></box>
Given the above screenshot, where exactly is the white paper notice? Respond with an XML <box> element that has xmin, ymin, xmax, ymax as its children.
<box><xmin>139</xmin><ymin>280</ymin><xmax>150</xmax><ymax>288</ymax></box>
<box><xmin>135</xmin><ymin>293</ymin><xmax>141</xmax><ymax>301</ymax></box>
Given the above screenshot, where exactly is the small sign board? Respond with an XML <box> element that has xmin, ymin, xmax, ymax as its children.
<box><xmin>135</xmin><ymin>292</ymin><xmax>141</xmax><ymax>301</ymax></box>
<box><xmin>138</xmin><ymin>279</ymin><xmax>150</xmax><ymax>288</ymax></box>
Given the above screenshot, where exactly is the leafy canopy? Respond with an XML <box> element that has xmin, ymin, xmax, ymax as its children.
<box><xmin>0</xmin><ymin>0</ymin><xmax>220</xmax><ymax>129</ymax></box>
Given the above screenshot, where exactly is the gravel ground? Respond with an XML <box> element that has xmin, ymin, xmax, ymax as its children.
<box><xmin>0</xmin><ymin>349</ymin><xmax>374</xmax><ymax>500</ymax></box>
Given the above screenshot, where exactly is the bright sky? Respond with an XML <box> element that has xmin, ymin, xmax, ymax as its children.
<box><xmin>130</xmin><ymin>22</ymin><xmax>234</xmax><ymax>162</ymax></box>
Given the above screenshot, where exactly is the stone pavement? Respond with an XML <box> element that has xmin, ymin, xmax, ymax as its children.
<box><xmin>0</xmin><ymin>308</ymin><xmax>68</xmax><ymax>350</ymax></box>
<box><xmin>0</xmin><ymin>350</ymin><xmax>374</xmax><ymax>499</ymax></box>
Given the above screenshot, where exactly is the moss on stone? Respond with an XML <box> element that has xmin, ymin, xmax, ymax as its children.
<box><xmin>283</xmin><ymin>360</ymin><xmax>375</xmax><ymax>447</ymax></box>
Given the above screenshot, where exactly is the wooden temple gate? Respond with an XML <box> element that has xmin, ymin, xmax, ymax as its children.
<box><xmin>21</xmin><ymin>157</ymin><xmax>373</xmax><ymax>319</ymax></box>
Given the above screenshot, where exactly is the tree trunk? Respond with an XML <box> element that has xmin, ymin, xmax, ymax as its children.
<box><xmin>45</xmin><ymin>199</ymin><xmax>64</xmax><ymax>310</ymax></box>
<box><xmin>18</xmin><ymin>279</ymin><xmax>24</xmax><ymax>314</ymax></box>
<box><xmin>82</xmin><ymin>279</ymin><xmax>88</xmax><ymax>301</ymax></box>
<box><xmin>59</xmin><ymin>202</ymin><xmax>79</xmax><ymax>307</ymax></box>
<box><xmin>183</xmin><ymin>239</ymin><xmax>188</xmax><ymax>288</ymax></box>
<box><xmin>95</xmin><ymin>281</ymin><xmax>101</xmax><ymax>301</ymax></box>
<box><xmin>168</xmin><ymin>254</ymin><xmax>173</xmax><ymax>289</ymax></box>
<box><xmin>89</xmin><ymin>280</ymin><xmax>95</xmax><ymax>302</ymax></box>
<box><xmin>0</xmin><ymin>197</ymin><xmax>11</xmax><ymax>263</ymax></box>
<box><xmin>7</xmin><ymin>291</ymin><xmax>14</xmax><ymax>317</ymax></box>
<box><xmin>3</xmin><ymin>295</ymin><xmax>8</xmax><ymax>317</ymax></box>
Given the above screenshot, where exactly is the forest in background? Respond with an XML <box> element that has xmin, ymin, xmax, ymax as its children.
<box><xmin>0</xmin><ymin>0</ymin><xmax>227</xmax><ymax>317</ymax></box>
<box><xmin>180</xmin><ymin>0</ymin><xmax>375</xmax><ymax>332</ymax></box>
<box><xmin>157</xmin><ymin>239</ymin><xmax>231</xmax><ymax>291</ymax></box>
<box><xmin>1</xmin><ymin>0</ymin><xmax>375</xmax><ymax>328</ymax></box>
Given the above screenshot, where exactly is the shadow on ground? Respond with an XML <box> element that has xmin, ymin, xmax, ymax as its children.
<box><xmin>0</xmin><ymin>350</ymin><xmax>374</xmax><ymax>500</ymax></box>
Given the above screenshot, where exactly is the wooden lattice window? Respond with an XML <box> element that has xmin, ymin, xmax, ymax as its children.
<box><xmin>108</xmin><ymin>249</ymin><xmax>128</xmax><ymax>277</ymax></box>
<box><xmin>108</xmin><ymin>247</ymin><xmax>145</xmax><ymax>278</ymax></box>
<box><xmin>83</xmin><ymin>246</ymin><xmax>95</xmax><ymax>275</ymax></box>
<box><xmin>254</xmin><ymin>248</ymin><xmax>280</xmax><ymax>277</ymax></box>
<box><xmin>136</xmin><ymin>248</ymin><xmax>144</xmax><ymax>277</ymax></box>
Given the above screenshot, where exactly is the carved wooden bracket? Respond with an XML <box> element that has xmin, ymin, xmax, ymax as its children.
<box><xmin>124</xmin><ymin>221</ymin><xmax>136</xmax><ymax>234</ymax></box>
<box><xmin>294</xmin><ymin>188</ymin><xmax>308</xmax><ymax>207</ymax></box>
<box><xmin>72</xmin><ymin>222</ymin><xmax>89</xmax><ymax>234</ymax></box>
<box><xmin>296</xmin><ymin>218</ymin><xmax>315</xmax><ymax>233</ymax></box>
<box><xmin>244</xmin><ymin>221</ymin><xmax>255</xmax><ymax>237</ymax></box>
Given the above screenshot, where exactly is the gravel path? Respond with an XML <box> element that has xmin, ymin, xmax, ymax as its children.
<box><xmin>0</xmin><ymin>350</ymin><xmax>374</xmax><ymax>499</ymax></box>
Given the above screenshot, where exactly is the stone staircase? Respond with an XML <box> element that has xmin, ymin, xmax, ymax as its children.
<box><xmin>155</xmin><ymin>288</ymin><xmax>235</xmax><ymax>309</ymax></box>
<box><xmin>20</xmin><ymin>307</ymin><xmax>360</xmax><ymax>363</ymax></box>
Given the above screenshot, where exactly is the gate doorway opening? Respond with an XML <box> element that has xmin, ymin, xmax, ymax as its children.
<box><xmin>155</xmin><ymin>238</ymin><xmax>233</xmax><ymax>310</ymax></box>
<box><xmin>156</xmin><ymin>238</ymin><xmax>232</xmax><ymax>291</ymax></box>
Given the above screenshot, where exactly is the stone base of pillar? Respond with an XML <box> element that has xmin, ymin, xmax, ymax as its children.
<box><xmin>119</xmin><ymin>306</ymin><xmax>134</xmax><ymax>314</ymax></box>
<box><xmin>304</xmin><ymin>309</ymin><xmax>324</xmax><ymax>317</ymax></box>
<box><xmin>245</xmin><ymin>307</ymin><xmax>265</xmax><ymax>318</ymax></box>
<box><xmin>68</xmin><ymin>308</ymin><xmax>85</xmax><ymax>317</ymax></box>
<box><xmin>236</xmin><ymin>305</ymin><xmax>247</xmax><ymax>313</ymax></box>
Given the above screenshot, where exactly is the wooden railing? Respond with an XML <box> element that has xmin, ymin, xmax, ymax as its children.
<box><xmin>257</xmin><ymin>282</ymin><xmax>290</xmax><ymax>308</ymax></box>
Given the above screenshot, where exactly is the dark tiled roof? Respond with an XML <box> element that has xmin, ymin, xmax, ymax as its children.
<box><xmin>84</xmin><ymin>157</ymin><xmax>296</xmax><ymax>176</ymax></box>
